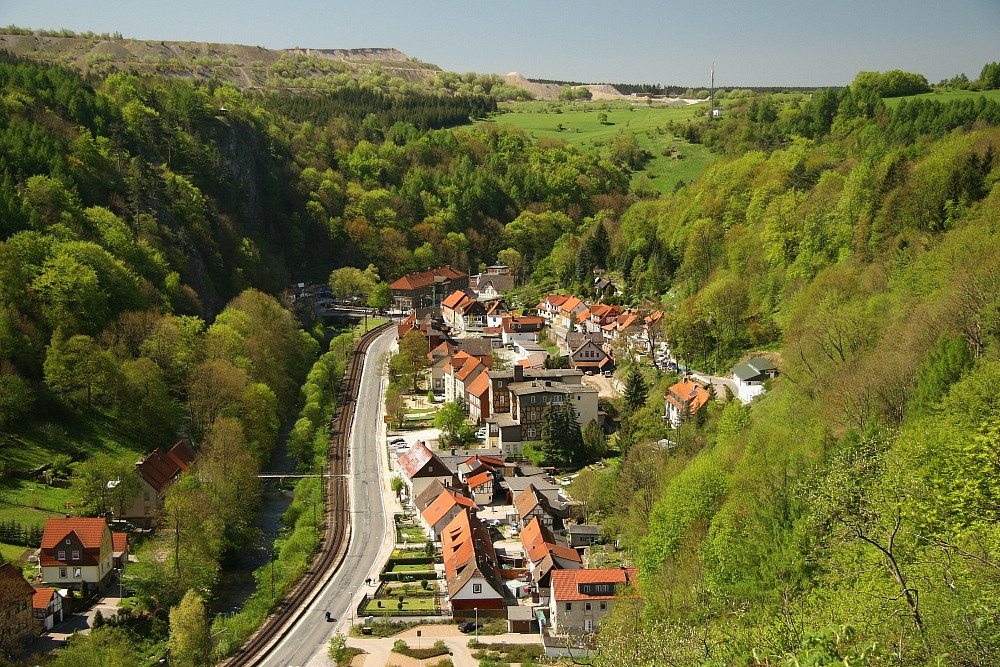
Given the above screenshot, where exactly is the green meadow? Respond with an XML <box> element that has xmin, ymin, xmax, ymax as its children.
<box><xmin>480</xmin><ymin>99</ymin><xmax>717</xmax><ymax>194</ymax></box>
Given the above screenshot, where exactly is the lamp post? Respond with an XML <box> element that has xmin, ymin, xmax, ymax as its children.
<box><xmin>474</xmin><ymin>606</ymin><xmax>479</xmax><ymax>642</ymax></box>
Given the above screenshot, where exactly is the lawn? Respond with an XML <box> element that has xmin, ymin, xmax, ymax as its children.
<box><xmin>479</xmin><ymin>99</ymin><xmax>716</xmax><ymax>194</ymax></box>
<box><xmin>398</xmin><ymin>525</ymin><xmax>427</xmax><ymax>542</ymax></box>
<box><xmin>390</xmin><ymin>563</ymin><xmax>435</xmax><ymax>572</ymax></box>
<box><xmin>364</xmin><ymin>597</ymin><xmax>439</xmax><ymax>613</ymax></box>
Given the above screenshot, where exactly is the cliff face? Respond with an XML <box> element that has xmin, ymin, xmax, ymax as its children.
<box><xmin>0</xmin><ymin>33</ymin><xmax>441</xmax><ymax>90</ymax></box>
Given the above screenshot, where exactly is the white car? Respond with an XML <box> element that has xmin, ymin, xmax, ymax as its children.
<box><xmin>475</xmin><ymin>428</ymin><xmax>488</xmax><ymax>439</ymax></box>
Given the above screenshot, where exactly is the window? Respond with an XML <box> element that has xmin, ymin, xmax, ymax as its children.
<box><xmin>473</xmin><ymin>583</ymin><xmax>482</xmax><ymax>594</ymax></box>
<box><xmin>59</xmin><ymin>568</ymin><xmax>67</xmax><ymax>578</ymax></box>
<box><xmin>527</xmin><ymin>428</ymin><xmax>536</xmax><ymax>439</ymax></box>
<box><xmin>65</xmin><ymin>538</ymin><xmax>71</xmax><ymax>545</ymax></box>
<box><xmin>143</xmin><ymin>491</ymin><xmax>150</xmax><ymax>501</ymax></box>
<box><xmin>565</xmin><ymin>602</ymin><xmax>572</xmax><ymax>611</ymax></box>
<box><xmin>585</xmin><ymin>602</ymin><xmax>592</xmax><ymax>611</ymax></box>
<box><xmin>71</xmin><ymin>551</ymin><xmax>80</xmax><ymax>560</ymax></box>
<box><xmin>73</xmin><ymin>568</ymin><xmax>81</xmax><ymax>578</ymax></box>
<box><xmin>585</xmin><ymin>619</ymin><xmax>594</xmax><ymax>632</ymax></box>
<box><xmin>57</xmin><ymin>550</ymin><xmax>66</xmax><ymax>560</ymax></box>
<box><xmin>600</xmin><ymin>602</ymin><xmax>607</xmax><ymax>611</ymax></box>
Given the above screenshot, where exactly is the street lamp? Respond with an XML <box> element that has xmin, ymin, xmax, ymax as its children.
<box><xmin>474</xmin><ymin>607</ymin><xmax>479</xmax><ymax>642</ymax></box>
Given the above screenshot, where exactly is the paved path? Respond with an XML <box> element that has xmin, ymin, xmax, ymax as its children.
<box><xmin>342</xmin><ymin>627</ymin><xmax>541</xmax><ymax>667</ymax></box>
<box><xmin>23</xmin><ymin>575</ymin><xmax>124</xmax><ymax>656</ymax></box>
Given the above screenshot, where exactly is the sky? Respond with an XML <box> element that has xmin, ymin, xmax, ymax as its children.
<box><xmin>2</xmin><ymin>0</ymin><xmax>998</xmax><ymax>87</ymax></box>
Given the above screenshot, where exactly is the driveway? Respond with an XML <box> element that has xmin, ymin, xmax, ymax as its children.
<box><xmin>24</xmin><ymin>575</ymin><xmax>124</xmax><ymax>656</ymax></box>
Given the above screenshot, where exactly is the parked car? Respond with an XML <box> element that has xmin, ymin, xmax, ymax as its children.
<box><xmin>603</xmin><ymin>370</ymin><xmax>613</xmax><ymax>377</ymax></box>
<box><xmin>475</xmin><ymin>428</ymin><xmax>487</xmax><ymax>439</ymax></box>
<box><xmin>458</xmin><ymin>621</ymin><xmax>482</xmax><ymax>633</ymax></box>
<box><xmin>388</xmin><ymin>437</ymin><xmax>407</xmax><ymax>446</ymax></box>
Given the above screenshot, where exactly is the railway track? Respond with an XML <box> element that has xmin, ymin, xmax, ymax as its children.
<box><xmin>222</xmin><ymin>322</ymin><xmax>392</xmax><ymax>666</ymax></box>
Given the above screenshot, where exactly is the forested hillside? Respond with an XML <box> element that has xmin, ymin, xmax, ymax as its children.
<box><xmin>3</xmin><ymin>38</ymin><xmax>1000</xmax><ymax>664</ymax></box>
<box><xmin>547</xmin><ymin>79</ymin><xmax>1000</xmax><ymax>664</ymax></box>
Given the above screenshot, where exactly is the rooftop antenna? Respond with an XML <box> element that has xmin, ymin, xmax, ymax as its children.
<box><xmin>709</xmin><ymin>62</ymin><xmax>715</xmax><ymax>119</ymax></box>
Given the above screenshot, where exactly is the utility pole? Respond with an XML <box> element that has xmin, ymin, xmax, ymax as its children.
<box><xmin>709</xmin><ymin>62</ymin><xmax>715</xmax><ymax>120</ymax></box>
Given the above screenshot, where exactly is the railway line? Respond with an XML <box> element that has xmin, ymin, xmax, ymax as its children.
<box><xmin>221</xmin><ymin>322</ymin><xmax>393</xmax><ymax>666</ymax></box>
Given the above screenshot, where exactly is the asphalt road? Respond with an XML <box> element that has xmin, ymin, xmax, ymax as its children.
<box><xmin>260</xmin><ymin>327</ymin><xmax>397</xmax><ymax>667</ymax></box>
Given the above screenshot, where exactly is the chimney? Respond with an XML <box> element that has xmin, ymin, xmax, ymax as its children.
<box><xmin>513</xmin><ymin>365</ymin><xmax>523</xmax><ymax>382</ymax></box>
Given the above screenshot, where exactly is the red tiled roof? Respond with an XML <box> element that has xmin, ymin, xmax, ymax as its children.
<box><xmin>32</xmin><ymin>586</ymin><xmax>59</xmax><ymax>610</ymax></box>
<box><xmin>550</xmin><ymin>567</ymin><xmax>638</xmax><ymax>601</ymax></box>
<box><xmin>466</xmin><ymin>470</ymin><xmax>494</xmax><ymax>489</ymax></box>
<box><xmin>389</xmin><ymin>266</ymin><xmax>467</xmax><ymax>291</ymax></box>
<box><xmin>135</xmin><ymin>441</ymin><xmax>195</xmax><ymax>493</ymax></box>
<box><xmin>112</xmin><ymin>532</ymin><xmax>128</xmax><ymax>554</ymax></box>
<box><xmin>465</xmin><ymin>454</ymin><xmax>504</xmax><ymax>468</ymax></box>
<box><xmin>455</xmin><ymin>358</ymin><xmax>487</xmax><ymax>383</ymax></box>
<box><xmin>422</xmin><ymin>490</ymin><xmax>478</xmax><ymax>528</ymax></box>
<box><xmin>560</xmin><ymin>296</ymin><xmax>583</xmax><ymax>313</ymax></box>
<box><xmin>467</xmin><ymin>372</ymin><xmax>490</xmax><ymax>399</ymax></box>
<box><xmin>40</xmin><ymin>518</ymin><xmax>108</xmax><ymax>549</ymax></box>
<box><xmin>520</xmin><ymin>516</ymin><xmax>581</xmax><ymax>565</ymax></box>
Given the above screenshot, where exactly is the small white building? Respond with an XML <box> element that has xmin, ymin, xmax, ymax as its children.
<box><xmin>731</xmin><ymin>358</ymin><xmax>778</xmax><ymax>403</ymax></box>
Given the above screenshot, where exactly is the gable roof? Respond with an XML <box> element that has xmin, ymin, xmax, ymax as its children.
<box><xmin>389</xmin><ymin>266</ymin><xmax>467</xmax><ymax>291</ymax></box>
<box><xmin>414</xmin><ymin>479</ymin><xmax>451</xmax><ymax>510</ymax></box>
<box><xmin>514</xmin><ymin>483</ymin><xmax>560</xmax><ymax>520</ymax></box>
<box><xmin>112</xmin><ymin>532</ymin><xmax>128</xmax><ymax>554</ymax></box>
<box><xmin>466</xmin><ymin>470</ymin><xmax>494</xmax><ymax>489</ymax></box>
<box><xmin>550</xmin><ymin>567</ymin><xmax>638</xmax><ymax>601</ymax></box>
<box><xmin>40</xmin><ymin>518</ymin><xmax>109</xmax><ymax>550</ymax></box>
<box><xmin>441</xmin><ymin>290</ymin><xmax>470</xmax><ymax>310</ymax></box>
<box><xmin>732</xmin><ymin>357</ymin><xmax>778</xmax><ymax>381</ymax></box>
<box><xmin>520</xmin><ymin>516</ymin><xmax>581</xmax><ymax>565</ymax></box>
<box><xmin>467</xmin><ymin>371</ymin><xmax>490</xmax><ymax>399</ymax></box>
<box><xmin>32</xmin><ymin>586</ymin><xmax>60</xmax><ymax>610</ymax></box>
<box><xmin>0</xmin><ymin>562</ymin><xmax>33</xmax><ymax>600</ymax></box>
<box><xmin>135</xmin><ymin>441</ymin><xmax>195</xmax><ymax>493</ymax></box>
<box><xmin>422</xmin><ymin>489</ymin><xmax>478</xmax><ymax>528</ymax></box>
<box><xmin>441</xmin><ymin>509</ymin><xmax>506</xmax><ymax>600</ymax></box>
<box><xmin>398</xmin><ymin>440</ymin><xmax>449</xmax><ymax>480</ymax></box>
<box><xmin>455</xmin><ymin>357</ymin><xmax>488</xmax><ymax>383</ymax></box>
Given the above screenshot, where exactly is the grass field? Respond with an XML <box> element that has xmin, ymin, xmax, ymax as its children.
<box><xmin>480</xmin><ymin>99</ymin><xmax>716</xmax><ymax>194</ymax></box>
<box><xmin>0</xmin><ymin>542</ymin><xmax>29</xmax><ymax>563</ymax></box>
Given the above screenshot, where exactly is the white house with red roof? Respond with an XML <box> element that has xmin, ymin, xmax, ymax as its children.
<box><xmin>441</xmin><ymin>290</ymin><xmax>487</xmax><ymax>333</ymax></box>
<box><xmin>39</xmin><ymin>517</ymin><xmax>116</xmax><ymax>594</ymax></box>
<box><xmin>548</xmin><ymin>567</ymin><xmax>638</xmax><ymax>634</ymax></box>
<box><xmin>500</xmin><ymin>316</ymin><xmax>545</xmax><ymax>345</ymax></box>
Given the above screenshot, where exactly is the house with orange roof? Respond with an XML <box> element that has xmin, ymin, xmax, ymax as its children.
<box><xmin>467</xmin><ymin>371</ymin><xmax>491</xmax><ymax>423</ymax></box>
<box><xmin>440</xmin><ymin>509</ymin><xmax>508</xmax><ymax>612</ymax></box>
<box><xmin>396</xmin><ymin>440</ymin><xmax>458</xmax><ymax>499</ymax></box>
<box><xmin>536</xmin><ymin>294</ymin><xmax>570</xmax><ymax>325</ymax></box>
<box><xmin>548</xmin><ymin>567</ymin><xmax>638</xmax><ymax>634</ymax></box>
<box><xmin>664</xmin><ymin>377</ymin><xmax>711</xmax><ymax>426</ymax></box>
<box><xmin>389</xmin><ymin>266</ymin><xmax>469</xmax><ymax>312</ymax></box>
<box><xmin>427</xmin><ymin>341</ymin><xmax>458</xmax><ymax>394</ymax></box>
<box><xmin>0</xmin><ymin>562</ymin><xmax>35</xmax><ymax>652</ymax></box>
<box><xmin>39</xmin><ymin>517</ymin><xmax>114</xmax><ymax>594</ymax></box>
<box><xmin>484</xmin><ymin>300</ymin><xmax>512</xmax><ymax>328</ymax></box>
<box><xmin>568</xmin><ymin>338</ymin><xmax>613</xmax><ymax>375</ymax></box>
<box><xmin>556</xmin><ymin>296</ymin><xmax>588</xmax><ymax>329</ymax></box>
<box><xmin>31</xmin><ymin>586</ymin><xmax>64</xmax><ymax>631</ymax></box>
<box><xmin>520</xmin><ymin>516</ymin><xmax>581</xmax><ymax>593</ymax></box>
<box><xmin>441</xmin><ymin>290</ymin><xmax>487</xmax><ymax>333</ymax></box>
<box><xmin>421</xmin><ymin>489</ymin><xmax>479</xmax><ymax>542</ymax></box>
<box><xmin>465</xmin><ymin>469</ymin><xmax>496</xmax><ymax>505</ymax></box>
<box><xmin>445</xmin><ymin>355</ymin><xmax>490</xmax><ymax>407</ymax></box>
<box><xmin>119</xmin><ymin>441</ymin><xmax>196</xmax><ymax>527</ymax></box>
